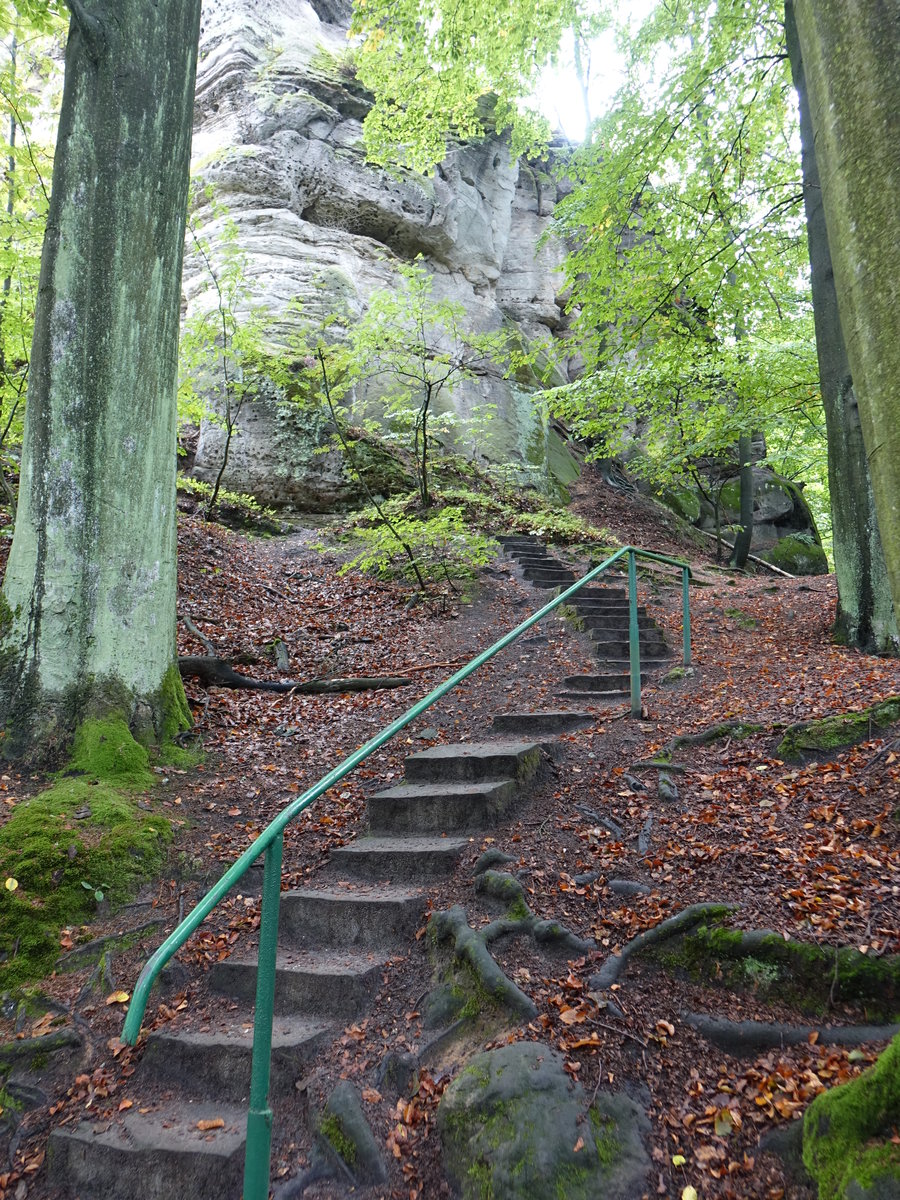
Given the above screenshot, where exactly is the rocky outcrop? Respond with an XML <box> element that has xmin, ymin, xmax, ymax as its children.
<box><xmin>187</xmin><ymin>0</ymin><xmax>579</xmax><ymax>508</ymax></box>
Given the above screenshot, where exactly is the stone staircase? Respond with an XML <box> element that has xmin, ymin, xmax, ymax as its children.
<box><xmin>48</xmin><ymin>740</ymin><xmax>560</xmax><ymax>1196</ymax></box>
<box><xmin>47</xmin><ymin>535</ymin><xmax>668</xmax><ymax>1197</ymax></box>
<box><xmin>499</xmin><ymin>535</ymin><xmax>671</xmax><ymax>702</ymax></box>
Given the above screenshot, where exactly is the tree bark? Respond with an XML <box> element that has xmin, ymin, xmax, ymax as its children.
<box><xmin>0</xmin><ymin>0</ymin><xmax>202</xmax><ymax>756</ymax></box>
<box><xmin>791</xmin><ymin>0</ymin><xmax>900</xmax><ymax>619</ymax></box>
<box><xmin>785</xmin><ymin>0</ymin><xmax>898</xmax><ymax>654</ymax></box>
<box><xmin>728</xmin><ymin>434</ymin><xmax>753</xmax><ymax>570</ymax></box>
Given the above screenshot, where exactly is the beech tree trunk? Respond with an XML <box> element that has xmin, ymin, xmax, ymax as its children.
<box><xmin>0</xmin><ymin>0</ymin><xmax>202</xmax><ymax>757</ymax></box>
<box><xmin>785</xmin><ymin>0</ymin><xmax>898</xmax><ymax>654</ymax></box>
<box><xmin>791</xmin><ymin>0</ymin><xmax>900</xmax><ymax>619</ymax></box>
<box><xmin>728</xmin><ymin>434</ymin><xmax>753</xmax><ymax>571</ymax></box>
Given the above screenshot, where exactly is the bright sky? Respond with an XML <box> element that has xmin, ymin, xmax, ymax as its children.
<box><xmin>537</xmin><ymin>0</ymin><xmax>659</xmax><ymax>141</ymax></box>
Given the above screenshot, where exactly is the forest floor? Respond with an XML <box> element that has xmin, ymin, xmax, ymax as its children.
<box><xmin>0</xmin><ymin>476</ymin><xmax>898</xmax><ymax>1200</ymax></box>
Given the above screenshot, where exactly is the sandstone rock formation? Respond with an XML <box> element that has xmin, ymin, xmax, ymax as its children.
<box><xmin>187</xmin><ymin>0</ymin><xmax>579</xmax><ymax>509</ymax></box>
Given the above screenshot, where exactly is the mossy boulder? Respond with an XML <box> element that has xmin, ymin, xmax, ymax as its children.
<box><xmin>765</xmin><ymin>534</ymin><xmax>829</xmax><ymax>576</ymax></box>
<box><xmin>777</xmin><ymin>698</ymin><xmax>900</xmax><ymax>763</ymax></box>
<box><xmin>661</xmin><ymin>485</ymin><xmax>701</xmax><ymax>524</ymax></box>
<box><xmin>437</xmin><ymin>1043</ymin><xmax>650</xmax><ymax>1200</ymax></box>
<box><xmin>803</xmin><ymin>1035</ymin><xmax>900</xmax><ymax>1199</ymax></box>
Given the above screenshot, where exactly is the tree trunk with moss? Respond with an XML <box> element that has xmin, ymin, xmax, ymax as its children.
<box><xmin>785</xmin><ymin>1</ymin><xmax>898</xmax><ymax>655</ymax></box>
<box><xmin>0</xmin><ymin>0</ymin><xmax>201</xmax><ymax>758</ymax></box>
<box><xmin>792</xmin><ymin>0</ymin><xmax>900</xmax><ymax>620</ymax></box>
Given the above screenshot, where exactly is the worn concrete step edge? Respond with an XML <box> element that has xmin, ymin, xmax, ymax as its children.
<box><xmin>403</xmin><ymin>741</ymin><xmax>543</xmax><ymax>784</ymax></box>
<box><xmin>210</xmin><ymin>950</ymin><xmax>387</xmax><ymax>1019</ymax></box>
<box><xmin>48</xmin><ymin>1102</ymin><xmax>246</xmax><ymax>1200</ymax></box>
<box><xmin>367</xmin><ymin>778</ymin><xmax>518</xmax><ymax>834</ymax></box>
<box><xmin>279</xmin><ymin>885</ymin><xmax>424</xmax><ymax>948</ymax></box>
<box><xmin>491</xmin><ymin>711</ymin><xmax>594</xmax><ymax>735</ymax></box>
<box><xmin>142</xmin><ymin>1016</ymin><xmax>332</xmax><ymax>1102</ymax></box>
<box><xmin>329</xmin><ymin>835</ymin><xmax>469</xmax><ymax>881</ymax></box>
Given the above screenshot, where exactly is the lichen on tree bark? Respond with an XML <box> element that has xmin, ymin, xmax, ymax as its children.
<box><xmin>792</xmin><ymin>0</ymin><xmax>900</xmax><ymax>619</ymax></box>
<box><xmin>0</xmin><ymin>0</ymin><xmax>202</xmax><ymax>756</ymax></box>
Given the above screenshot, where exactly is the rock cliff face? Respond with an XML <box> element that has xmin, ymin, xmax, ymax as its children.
<box><xmin>187</xmin><ymin>0</ymin><xmax>579</xmax><ymax>509</ymax></box>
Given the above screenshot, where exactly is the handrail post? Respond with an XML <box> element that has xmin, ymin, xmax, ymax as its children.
<box><xmin>243</xmin><ymin>833</ymin><xmax>283</xmax><ymax>1200</ymax></box>
<box><xmin>682</xmin><ymin>567</ymin><xmax>691</xmax><ymax>666</ymax></box>
<box><xmin>627</xmin><ymin>549</ymin><xmax>641</xmax><ymax>717</ymax></box>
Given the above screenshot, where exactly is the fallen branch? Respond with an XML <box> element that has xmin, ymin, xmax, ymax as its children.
<box><xmin>178</xmin><ymin>656</ymin><xmax>412</xmax><ymax>693</ymax></box>
<box><xmin>692</xmin><ymin>526</ymin><xmax>796</xmax><ymax>577</ymax></box>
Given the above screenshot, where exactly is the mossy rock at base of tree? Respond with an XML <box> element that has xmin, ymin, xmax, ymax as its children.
<box><xmin>803</xmin><ymin>1035</ymin><xmax>900</xmax><ymax>1200</ymax></box>
<box><xmin>777</xmin><ymin>698</ymin><xmax>900</xmax><ymax>763</ymax></box>
<box><xmin>763</xmin><ymin>534</ymin><xmax>829</xmax><ymax>576</ymax></box>
<box><xmin>437</xmin><ymin>1043</ymin><xmax>650</xmax><ymax>1200</ymax></box>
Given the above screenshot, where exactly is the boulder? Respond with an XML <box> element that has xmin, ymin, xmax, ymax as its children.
<box><xmin>437</xmin><ymin>1042</ymin><xmax>650</xmax><ymax>1200</ymax></box>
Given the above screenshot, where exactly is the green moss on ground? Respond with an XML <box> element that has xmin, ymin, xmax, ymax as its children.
<box><xmin>778</xmin><ymin>698</ymin><xmax>900</xmax><ymax>762</ymax></box>
<box><xmin>0</xmin><ymin>719</ymin><xmax>174</xmax><ymax>986</ymax></box>
<box><xmin>803</xmin><ymin>1035</ymin><xmax>900</xmax><ymax>1199</ymax></box>
<box><xmin>670</xmin><ymin>926</ymin><xmax>899</xmax><ymax>1019</ymax></box>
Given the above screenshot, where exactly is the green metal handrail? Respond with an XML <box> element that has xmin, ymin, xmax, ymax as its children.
<box><xmin>122</xmin><ymin>543</ymin><xmax>691</xmax><ymax>1199</ymax></box>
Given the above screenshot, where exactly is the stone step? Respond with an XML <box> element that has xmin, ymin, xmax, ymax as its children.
<box><xmin>563</xmin><ymin>673</ymin><xmax>632</xmax><ymax>692</ymax></box>
<box><xmin>329</xmin><ymin>835</ymin><xmax>468</xmax><ymax>882</ymax></box>
<box><xmin>521</xmin><ymin>566</ymin><xmax>577</xmax><ymax>582</ymax></box>
<box><xmin>210</xmin><ymin>949</ymin><xmax>386</xmax><ymax>1019</ymax></box>
<box><xmin>556</xmin><ymin>689</ymin><xmax>629</xmax><ymax>702</ymax></box>
<box><xmin>568</xmin><ymin>596</ymin><xmax>635</xmax><ymax>609</ymax></box>
<box><xmin>569</xmin><ymin>586</ymin><xmax>626</xmax><ymax>600</ymax></box>
<box><xmin>580</xmin><ymin>614</ymin><xmax>655</xmax><ymax>630</ymax></box>
<box><xmin>404</xmin><ymin>740</ymin><xmax>541</xmax><ymax>784</ymax></box>
<box><xmin>142</xmin><ymin>1015</ymin><xmax>332</xmax><ymax>1102</ymax></box>
<box><xmin>367</xmin><ymin>779</ymin><xmax>517</xmax><ymax>834</ymax></box>
<box><xmin>600</xmin><ymin>658</ymin><xmax>670</xmax><ymax>672</ymax></box>
<box><xmin>48</xmin><ymin>1102</ymin><xmax>246</xmax><ymax>1200</ymax></box>
<box><xmin>491</xmin><ymin>711</ymin><xmax>593</xmax><ymax>736</ymax></box>
<box><xmin>498</xmin><ymin>534</ymin><xmax>543</xmax><ymax>545</ymax></box>
<box><xmin>591</xmin><ymin>638</ymin><xmax>668</xmax><ymax>658</ymax></box>
<box><xmin>279</xmin><ymin>885</ymin><xmax>424</xmax><ymax>948</ymax></box>
<box><xmin>513</xmin><ymin>555</ymin><xmax>557</xmax><ymax>568</ymax></box>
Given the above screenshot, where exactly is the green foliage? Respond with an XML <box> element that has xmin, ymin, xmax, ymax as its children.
<box><xmin>0</xmin><ymin>6</ymin><xmax>64</xmax><ymax>504</ymax></box>
<box><xmin>342</xmin><ymin>495</ymin><xmax>498</xmax><ymax>588</ymax></box>
<box><xmin>350</xmin><ymin>0</ymin><xmax>578</xmax><ymax>170</ymax></box>
<box><xmin>176</xmin><ymin>473</ymin><xmax>279</xmax><ymax>527</ymax></box>
<box><xmin>178</xmin><ymin>186</ymin><xmax>274</xmax><ymax>512</ymax></box>
<box><xmin>549</xmin><ymin>0</ymin><xmax>829</xmax><ymax>522</ymax></box>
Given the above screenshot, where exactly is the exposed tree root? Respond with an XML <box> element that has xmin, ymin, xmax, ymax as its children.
<box><xmin>683</xmin><ymin>1012</ymin><xmax>900</xmax><ymax>1057</ymax></box>
<box><xmin>589</xmin><ymin>902</ymin><xmax>739</xmax><ymax>991</ymax></box>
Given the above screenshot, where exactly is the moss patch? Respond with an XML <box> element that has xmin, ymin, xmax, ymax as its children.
<box><xmin>155</xmin><ymin>663</ymin><xmax>193</xmax><ymax>747</ymax></box>
<box><xmin>664</xmin><ymin>925</ymin><xmax>900</xmax><ymax>1020</ymax></box>
<box><xmin>777</xmin><ymin>698</ymin><xmax>900</xmax><ymax>763</ymax></box>
<box><xmin>68</xmin><ymin>717</ymin><xmax>154</xmax><ymax>789</ymax></box>
<box><xmin>765</xmin><ymin>534</ymin><xmax>828</xmax><ymax>576</ymax></box>
<box><xmin>319</xmin><ymin>1112</ymin><xmax>357</xmax><ymax>1166</ymax></box>
<box><xmin>803</xmin><ymin>1035</ymin><xmax>900</xmax><ymax>1199</ymax></box>
<box><xmin>0</xmin><ymin>717</ymin><xmax>174</xmax><ymax>985</ymax></box>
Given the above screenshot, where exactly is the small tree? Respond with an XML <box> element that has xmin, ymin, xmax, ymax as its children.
<box><xmin>349</xmin><ymin>259</ymin><xmax>527</xmax><ymax>508</ymax></box>
<box><xmin>179</xmin><ymin>194</ymin><xmax>269</xmax><ymax>516</ymax></box>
